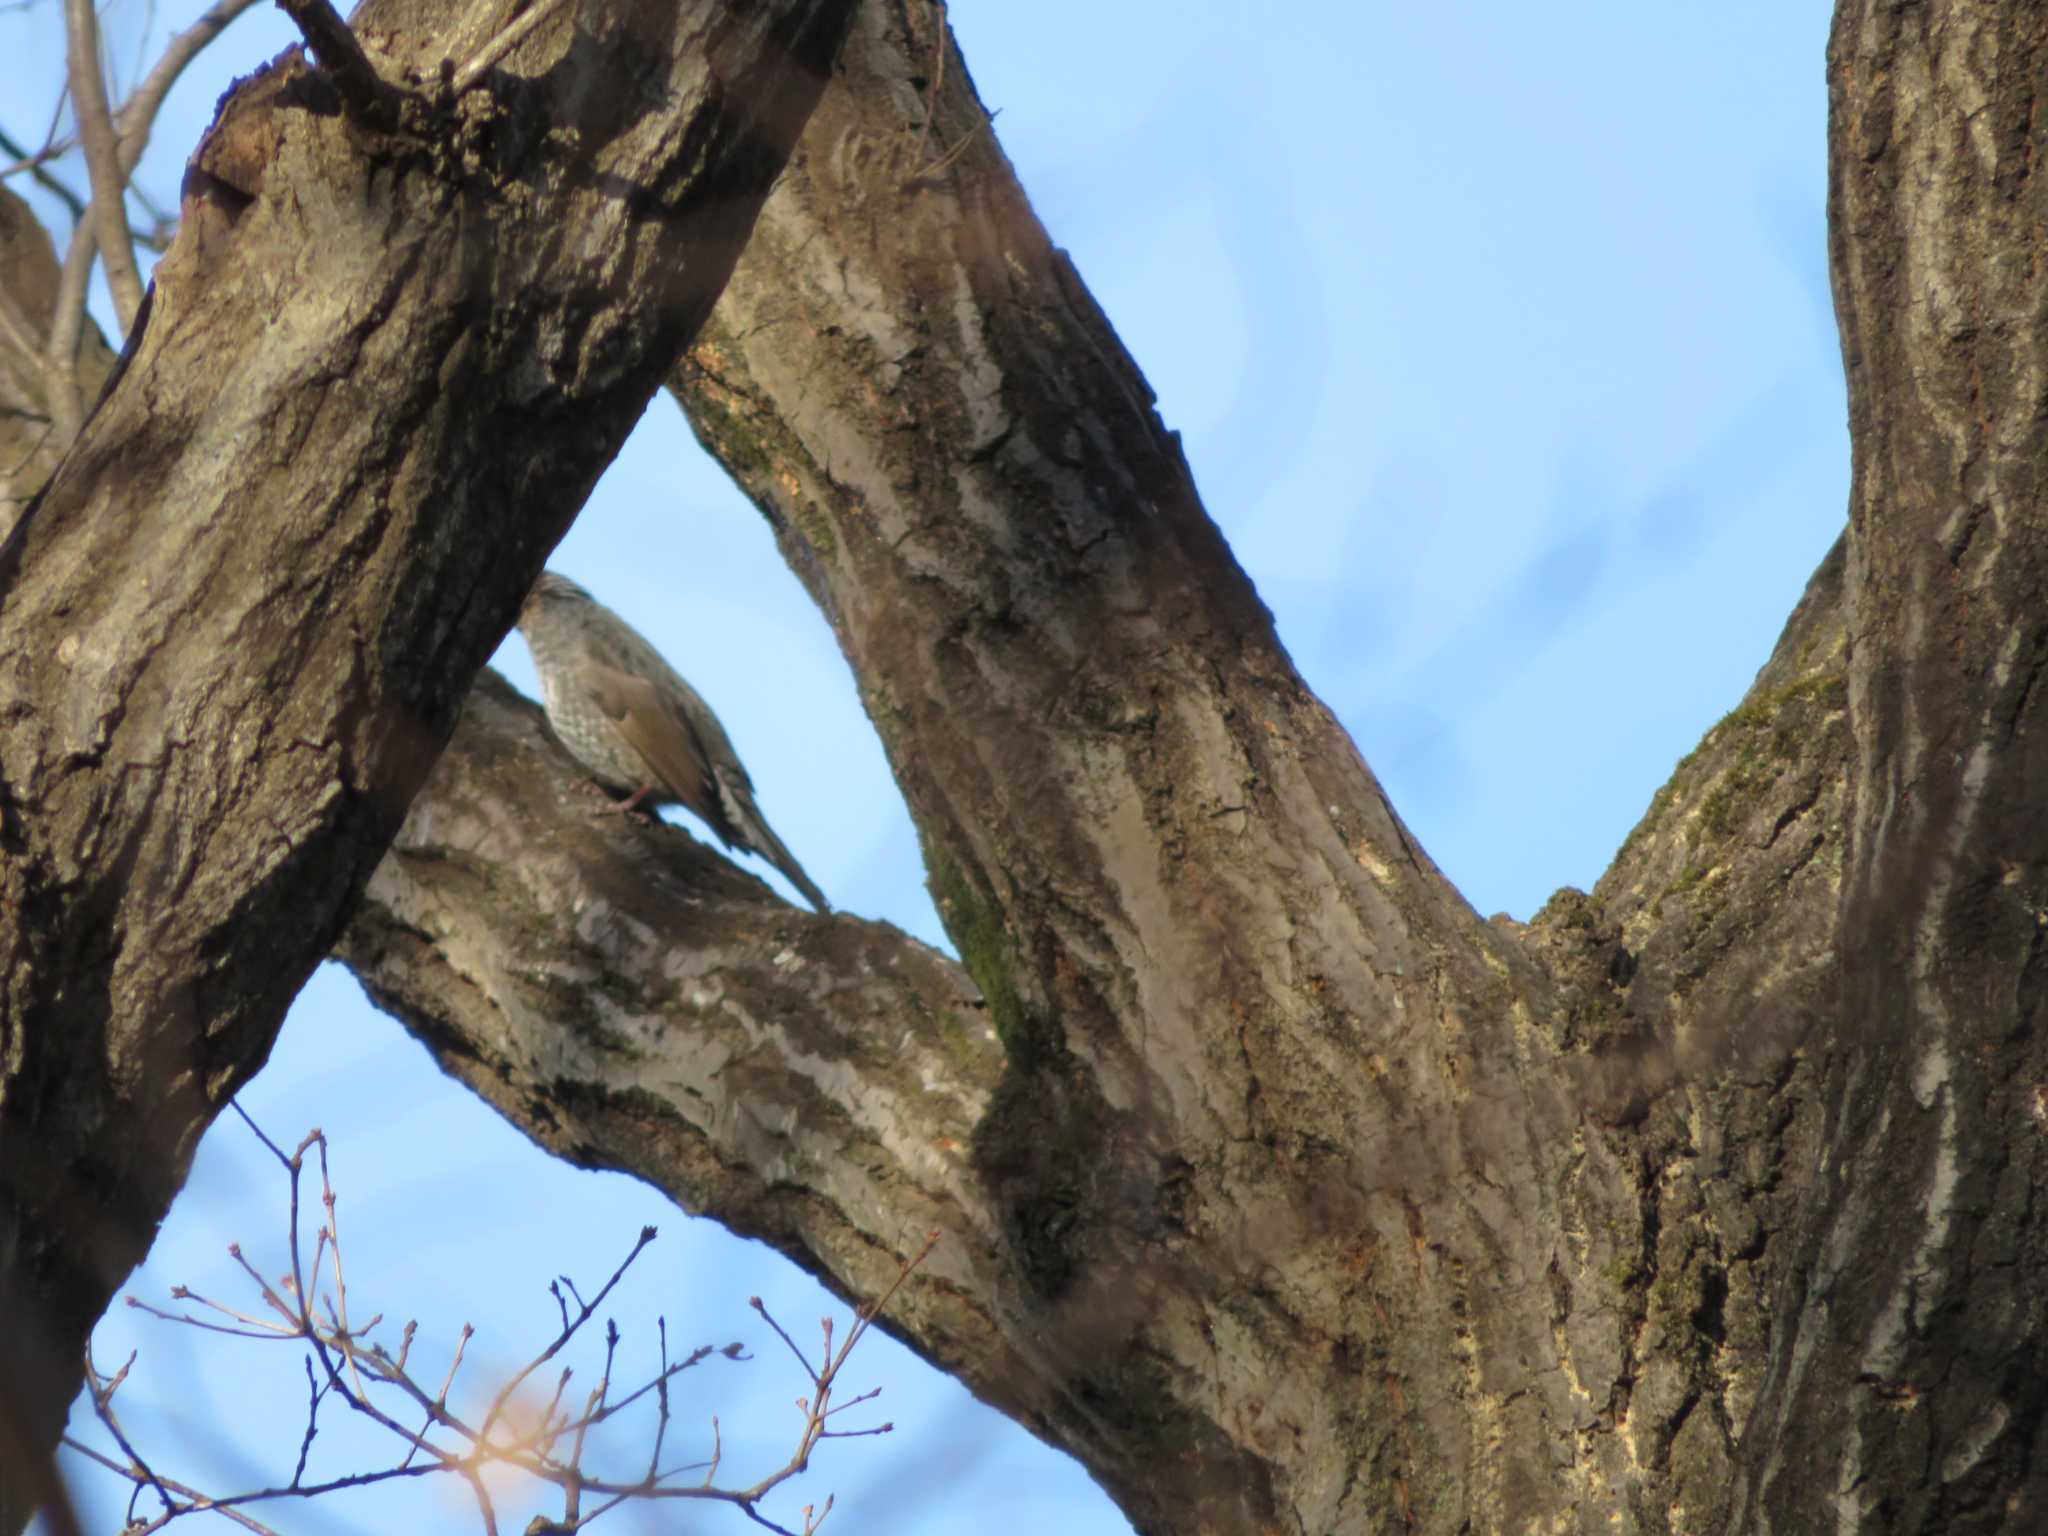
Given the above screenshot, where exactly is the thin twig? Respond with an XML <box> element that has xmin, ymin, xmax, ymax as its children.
<box><xmin>64</xmin><ymin>0</ymin><xmax>144</xmax><ymax>329</ymax></box>
<box><xmin>702</xmin><ymin>1414</ymin><xmax>722</xmax><ymax>1487</ymax></box>
<box><xmin>0</xmin><ymin>123</ymin><xmax>84</xmax><ymax>213</ymax></box>
<box><xmin>905</xmin><ymin>112</ymin><xmax>995</xmax><ymax>187</ymax></box>
<box><xmin>479</xmin><ymin>1225</ymin><xmax>658</xmax><ymax>1443</ymax></box>
<box><xmin>125</xmin><ymin>1288</ymin><xmax>297</xmax><ymax>1337</ymax></box>
<box><xmin>563</xmin><ymin>1319</ymin><xmax>619</xmax><ymax>1506</ymax></box>
<box><xmin>399</xmin><ymin>1320</ymin><xmax>473</xmax><ymax>1470</ymax></box>
<box><xmin>60</xmin><ymin>1439</ymin><xmax>288</xmax><ymax>1536</ymax></box>
<box><xmin>314</xmin><ymin>1134</ymin><xmax>370</xmax><ymax>1400</ymax></box>
<box><xmin>227</xmin><ymin>1239</ymin><xmax>310</xmax><ymax>1328</ymax></box>
<box><xmin>290</xmin><ymin>1356</ymin><xmax>323</xmax><ymax>1486</ymax></box>
<box><xmin>81</xmin><ymin>1349</ymin><xmax>177</xmax><ymax>1520</ymax></box>
<box><xmin>119</xmin><ymin>0</ymin><xmax>261</xmax><ymax>169</ymax></box>
<box><xmin>78</xmin><ymin>1125</ymin><xmax>928</xmax><ymax>1535</ymax></box>
<box><xmin>748</xmin><ymin>1297</ymin><xmax>818</xmax><ymax>1384</ymax></box>
<box><xmin>448</xmin><ymin>0</ymin><xmax>574</xmax><ymax>95</ymax></box>
<box><xmin>461</xmin><ymin>1465</ymin><xmax>501</xmax><ymax>1536</ymax></box>
<box><xmin>648</xmin><ymin>1318</ymin><xmax>673</xmax><ymax>1479</ymax></box>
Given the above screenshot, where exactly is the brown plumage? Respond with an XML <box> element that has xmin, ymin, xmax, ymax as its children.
<box><xmin>517</xmin><ymin>572</ymin><xmax>830</xmax><ymax>912</ymax></box>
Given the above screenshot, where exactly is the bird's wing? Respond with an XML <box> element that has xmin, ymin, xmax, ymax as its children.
<box><xmin>584</xmin><ymin>661</ymin><xmax>720</xmax><ymax>825</ymax></box>
<box><xmin>588</xmin><ymin>661</ymin><xmax>832</xmax><ymax>913</ymax></box>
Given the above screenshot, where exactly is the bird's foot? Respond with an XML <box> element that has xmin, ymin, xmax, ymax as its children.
<box><xmin>590</xmin><ymin>782</ymin><xmax>659</xmax><ymax>823</ymax></box>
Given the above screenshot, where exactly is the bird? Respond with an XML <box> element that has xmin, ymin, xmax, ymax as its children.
<box><xmin>516</xmin><ymin>571</ymin><xmax>831</xmax><ymax>912</ymax></box>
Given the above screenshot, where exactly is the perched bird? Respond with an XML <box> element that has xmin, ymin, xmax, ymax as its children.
<box><xmin>517</xmin><ymin>571</ymin><xmax>831</xmax><ymax>912</ymax></box>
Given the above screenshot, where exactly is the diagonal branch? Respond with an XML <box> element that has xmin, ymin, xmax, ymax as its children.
<box><xmin>0</xmin><ymin>2</ymin><xmax>861</xmax><ymax>1528</ymax></box>
<box><xmin>337</xmin><ymin>674</ymin><xmax>1013</xmax><ymax>1404</ymax></box>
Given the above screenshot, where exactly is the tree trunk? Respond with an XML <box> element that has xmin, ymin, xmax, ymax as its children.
<box><xmin>9</xmin><ymin>0</ymin><xmax>2047</xmax><ymax>1533</ymax></box>
<box><xmin>354</xmin><ymin>2</ymin><xmax>2048</xmax><ymax>1529</ymax></box>
<box><xmin>0</xmin><ymin>0</ymin><xmax>856</xmax><ymax>1524</ymax></box>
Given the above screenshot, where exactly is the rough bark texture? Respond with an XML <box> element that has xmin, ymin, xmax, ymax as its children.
<box><xmin>1734</xmin><ymin>5</ymin><xmax>2048</xmax><ymax>1526</ymax></box>
<box><xmin>340</xmin><ymin>672</ymin><xmax>1020</xmax><ymax>1389</ymax></box>
<box><xmin>7</xmin><ymin>0</ymin><xmax>2047</xmax><ymax>1532</ymax></box>
<box><xmin>357</xmin><ymin>3</ymin><xmax>2031</xmax><ymax>1530</ymax></box>
<box><xmin>0</xmin><ymin>0</ymin><xmax>857</xmax><ymax>1522</ymax></box>
<box><xmin>674</xmin><ymin>4</ymin><xmax>1625</xmax><ymax>1528</ymax></box>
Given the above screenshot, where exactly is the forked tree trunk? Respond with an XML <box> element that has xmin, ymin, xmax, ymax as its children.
<box><xmin>8</xmin><ymin>1</ymin><xmax>2047</xmax><ymax>1533</ymax></box>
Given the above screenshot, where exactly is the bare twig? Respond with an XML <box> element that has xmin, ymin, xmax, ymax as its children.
<box><xmin>904</xmin><ymin>111</ymin><xmax>995</xmax><ymax>188</ymax></box>
<box><xmin>703</xmin><ymin>1414</ymin><xmax>723</xmax><ymax>1487</ymax></box>
<box><xmin>398</xmin><ymin>1320</ymin><xmax>474</xmax><ymax>1470</ymax></box>
<box><xmin>747</xmin><ymin>1297</ymin><xmax>818</xmax><ymax>1383</ymax></box>
<box><xmin>289</xmin><ymin>1357</ymin><xmax>323</xmax><ymax>1487</ymax></box>
<box><xmin>461</xmin><ymin>1465</ymin><xmax>501</xmax><ymax>1536</ymax></box>
<box><xmin>125</xmin><ymin>1287</ymin><xmax>295</xmax><ymax>1337</ymax></box>
<box><xmin>64</xmin><ymin>0</ymin><xmax>144</xmax><ymax>329</ymax></box>
<box><xmin>0</xmin><ymin>123</ymin><xmax>84</xmax><ymax>214</ymax></box>
<box><xmin>479</xmin><ymin>1224</ymin><xmax>658</xmax><ymax>1444</ymax></box>
<box><xmin>120</xmin><ymin>0</ymin><xmax>261</xmax><ymax>168</ymax></box>
<box><xmin>448</xmin><ymin>0</ymin><xmax>575</xmax><ymax>95</ymax></box>
<box><xmin>312</xmin><ymin>1135</ymin><xmax>371</xmax><ymax>1400</ymax></box>
<box><xmin>81</xmin><ymin>1349</ymin><xmax>177</xmax><ymax>1520</ymax></box>
<box><xmin>61</xmin><ymin>1439</ymin><xmax>287</xmax><ymax>1536</ymax></box>
<box><xmin>228</xmin><ymin>1240</ymin><xmax>307</xmax><ymax>1328</ymax></box>
<box><xmin>649</xmin><ymin>1318</ymin><xmax>675</xmax><ymax>1478</ymax></box>
<box><xmin>74</xmin><ymin>1124</ymin><xmax>929</xmax><ymax>1534</ymax></box>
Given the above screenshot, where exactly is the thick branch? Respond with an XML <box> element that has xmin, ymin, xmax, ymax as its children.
<box><xmin>338</xmin><ymin>676</ymin><xmax>1048</xmax><ymax>1403</ymax></box>
<box><xmin>0</xmin><ymin>0</ymin><xmax>858</xmax><ymax>1526</ymax></box>
<box><xmin>1720</xmin><ymin>4</ymin><xmax>2048</xmax><ymax>1525</ymax></box>
<box><xmin>667</xmin><ymin>3</ymin><xmax>1632</xmax><ymax>1528</ymax></box>
<box><xmin>352</xmin><ymin>1</ymin><xmax>2048</xmax><ymax>1530</ymax></box>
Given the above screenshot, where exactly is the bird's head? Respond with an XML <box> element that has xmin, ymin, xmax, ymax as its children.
<box><xmin>520</xmin><ymin>570</ymin><xmax>593</xmax><ymax>630</ymax></box>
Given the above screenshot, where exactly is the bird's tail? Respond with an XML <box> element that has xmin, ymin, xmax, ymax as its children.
<box><xmin>722</xmin><ymin>788</ymin><xmax>830</xmax><ymax>912</ymax></box>
<box><xmin>756</xmin><ymin>823</ymin><xmax>831</xmax><ymax>912</ymax></box>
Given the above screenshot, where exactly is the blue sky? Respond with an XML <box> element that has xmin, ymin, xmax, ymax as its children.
<box><xmin>7</xmin><ymin>1</ymin><xmax>1843</xmax><ymax>1531</ymax></box>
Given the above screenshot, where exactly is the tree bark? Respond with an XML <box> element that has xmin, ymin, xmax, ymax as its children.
<box><xmin>1719</xmin><ymin>5</ymin><xmax>2048</xmax><ymax>1526</ymax></box>
<box><xmin>353</xmin><ymin>2</ymin><xmax>2045</xmax><ymax>1529</ymax></box>
<box><xmin>0</xmin><ymin>0</ymin><xmax>856</xmax><ymax>1523</ymax></box>
<box><xmin>8</xmin><ymin>0</ymin><xmax>2047</xmax><ymax>1533</ymax></box>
